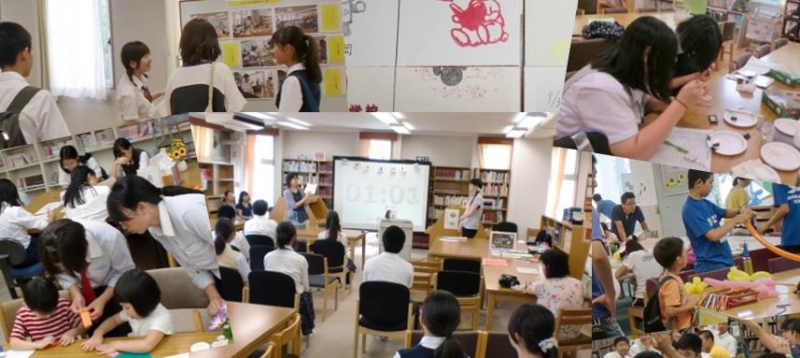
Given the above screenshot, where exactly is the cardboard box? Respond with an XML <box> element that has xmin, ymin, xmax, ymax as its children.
<box><xmin>768</xmin><ymin>69</ymin><xmax>800</xmax><ymax>88</ymax></box>
<box><xmin>763</xmin><ymin>89</ymin><xmax>800</xmax><ymax>119</ymax></box>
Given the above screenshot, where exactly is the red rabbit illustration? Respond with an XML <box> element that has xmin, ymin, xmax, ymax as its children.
<box><xmin>445</xmin><ymin>0</ymin><xmax>509</xmax><ymax>47</ymax></box>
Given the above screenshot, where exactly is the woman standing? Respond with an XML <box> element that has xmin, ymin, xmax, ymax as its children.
<box><xmin>459</xmin><ymin>178</ymin><xmax>484</xmax><ymax>239</ymax></box>
<box><xmin>283</xmin><ymin>173</ymin><xmax>310</xmax><ymax>225</ymax></box>
<box><xmin>116</xmin><ymin>41</ymin><xmax>162</xmax><ymax>122</ymax></box>
<box><xmin>110</xmin><ymin>138</ymin><xmax>150</xmax><ymax>179</ymax></box>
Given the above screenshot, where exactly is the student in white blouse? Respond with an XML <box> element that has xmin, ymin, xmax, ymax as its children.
<box><xmin>38</xmin><ymin>219</ymin><xmax>135</xmax><ymax>336</ymax></box>
<box><xmin>264</xmin><ymin>221</ymin><xmax>314</xmax><ymax>335</ymax></box>
<box><xmin>271</xmin><ymin>26</ymin><xmax>322</xmax><ymax>112</ymax></box>
<box><xmin>111</xmin><ymin>138</ymin><xmax>150</xmax><ymax>179</ymax></box>
<box><xmin>106</xmin><ymin>175</ymin><xmax>224</xmax><ymax>316</ymax></box>
<box><xmin>363</xmin><ymin>225</ymin><xmax>413</xmax><ymax>288</ymax></box>
<box><xmin>61</xmin><ymin>166</ymin><xmax>111</xmax><ymax>222</ymax></box>
<box><xmin>160</xmin><ymin>18</ymin><xmax>245</xmax><ymax>116</ymax></box>
<box><xmin>116</xmin><ymin>41</ymin><xmax>162</xmax><ymax>123</ymax></box>
<box><xmin>58</xmin><ymin>145</ymin><xmax>107</xmax><ymax>187</ymax></box>
<box><xmin>243</xmin><ymin>200</ymin><xmax>277</xmax><ymax>244</ymax></box>
<box><xmin>216</xmin><ymin>205</ymin><xmax>250</xmax><ymax>260</ymax></box>
<box><xmin>214</xmin><ymin>218</ymin><xmax>250</xmax><ymax>285</ymax></box>
<box><xmin>0</xmin><ymin>179</ymin><xmax>53</xmax><ymax>268</ymax></box>
<box><xmin>0</xmin><ymin>22</ymin><xmax>70</xmax><ymax>145</ymax></box>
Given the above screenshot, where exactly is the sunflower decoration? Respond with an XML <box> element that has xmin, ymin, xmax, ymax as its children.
<box><xmin>167</xmin><ymin>139</ymin><xmax>187</xmax><ymax>163</ymax></box>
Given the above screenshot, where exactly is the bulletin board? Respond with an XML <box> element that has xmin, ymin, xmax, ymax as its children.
<box><xmin>179</xmin><ymin>0</ymin><xmax>347</xmax><ymax>106</ymax></box>
<box><xmin>343</xmin><ymin>0</ymin><xmax>577</xmax><ymax>112</ymax></box>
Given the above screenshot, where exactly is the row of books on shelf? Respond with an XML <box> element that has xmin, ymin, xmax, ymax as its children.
<box><xmin>118</xmin><ymin>121</ymin><xmax>158</xmax><ymax>138</ymax></box>
<box><xmin>433</xmin><ymin>195</ymin><xmax>467</xmax><ymax>206</ymax></box>
<box><xmin>481</xmin><ymin>212</ymin><xmax>504</xmax><ymax>224</ymax></box>
<box><xmin>77</xmin><ymin>130</ymin><xmax>115</xmax><ymax>151</ymax></box>
<box><xmin>318</xmin><ymin>187</ymin><xmax>332</xmax><ymax>199</ymax></box>
<box><xmin>5</xmin><ymin>152</ymin><xmax>36</xmax><ymax>168</ymax></box>
<box><xmin>283</xmin><ymin>161</ymin><xmax>319</xmax><ymax>173</ymax></box>
<box><xmin>17</xmin><ymin>174</ymin><xmax>44</xmax><ymax>191</ymax></box>
<box><xmin>434</xmin><ymin>168</ymin><xmax>471</xmax><ymax>181</ymax></box>
<box><xmin>41</xmin><ymin>140</ymin><xmax>74</xmax><ymax>159</ymax></box>
<box><xmin>319</xmin><ymin>163</ymin><xmax>332</xmax><ymax>172</ymax></box>
<box><xmin>482</xmin><ymin>183</ymin><xmax>509</xmax><ymax>197</ymax></box>
<box><xmin>477</xmin><ymin>171</ymin><xmax>510</xmax><ymax>183</ymax></box>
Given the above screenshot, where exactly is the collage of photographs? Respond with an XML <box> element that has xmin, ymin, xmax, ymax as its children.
<box><xmin>0</xmin><ymin>0</ymin><xmax>799</xmax><ymax>357</ymax></box>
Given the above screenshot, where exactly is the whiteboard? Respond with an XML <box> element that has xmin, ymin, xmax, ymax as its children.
<box><xmin>342</xmin><ymin>0</ymin><xmax>399</xmax><ymax>67</ymax></box>
<box><xmin>396</xmin><ymin>0</ymin><xmax>522</xmax><ymax>66</ymax></box>
<box><xmin>333</xmin><ymin>157</ymin><xmax>431</xmax><ymax>231</ymax></box>
<box><xmin>394</xmin><ymin>66</ymin><xmax>520</xmax><ymax>112</ymax></box>
<box><xmin>346</xmin><ymin>66</ymin><xmax>396</xmax><ymax>111</ymax></box>
<box><xmin>523</xmin><ymin>66</ymin><xmax>565</xmax><ymax>112</ymax></box>
<box><xmin>179</xmin><ymin>0</ymin><xmax>348</xmax><ymax>103</ymax></box>
<box><xmin>524</xmin><ymin>0</ymin><xmax>576</xmax><ymax>67</ymax></box>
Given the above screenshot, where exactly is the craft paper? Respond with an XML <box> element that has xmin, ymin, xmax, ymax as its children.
<box><xmin>483</xmin><ymin>258</ymin><xmax>508</xmax><ymax>266</ymax></box>
<box><xmin>328</xmin><ymin>36</ymin><xmax>345</xmax><ymax>63</ymax></box>
<box><xmin>323</xmin><ymin>68</ymin><xmax>344</xmax><ymax>96</ymax></box>
<box><xmin>222</xmin><ymin>42</ymin><xmax>240</xmax><ymax>69</ymax></box>
<box><xmin>321</xmin><ymin>3</ymin><xmax>341</xmax><ymax>31</ymax></box>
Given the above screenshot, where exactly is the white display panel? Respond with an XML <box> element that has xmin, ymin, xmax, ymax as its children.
<box><xmin>333</xmin><ymin>158</ymin><xmax>430</xmax><ymax>231</ymax></box>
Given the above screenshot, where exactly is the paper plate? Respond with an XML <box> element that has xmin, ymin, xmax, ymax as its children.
<box><xmin>708</xmin><ymin>131</ymin><xmax>747</xmax><ymax>156</ymax></box>
<box><xmin>775</xmin><ymin>118</ymin><xmax>798</xmax><ymax>137</ymax></box>
<box><xmin>723</xmin><ymin>110</ymin><xmax>759</xmax><ymax>128</ymax></box>
<box><xmin>761</xmin><ymin>142</ymin><xmax>800</xmax><ymax>171</ymax></box>
<box><xmin>731</xmin><ymin>159</ymin><xmax>781</xmax><ymax>183</ymax></box>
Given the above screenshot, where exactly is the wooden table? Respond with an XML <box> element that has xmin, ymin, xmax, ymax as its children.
<box><xmin>2</xmin><ymin>332</ymin><xmax>220</xmax><ymax>357</ymax></box>
<box><xmin>483</xmin><ymin>258</ymin><xmax>542</xmax><ymax>330</ymax></box>
<box><xmin>573</xmin><ymin>12</ymin><xmax>678</xmax><ymax>35</ymax></box>
<box><xmin>210</xmin><ymin>217</ymin><xmax>246</xmax><ymax>231</ymax></box>
<box><xmin>297</xmin><ymin>228</ymin><xmax>367</xmax><ymax>268</ymax></box>
<box><xmin>771</xmin><ymin>267</ymin><xmax>800</xmax><ymax>287</ymax></box>
<box><xmin>428</xmin><ymin>237</ymin><xmax>492</xmax><ymax>260</ymax></box>
<box><xmin>702</xmin><ymin>284</ymin><xmax>800</xmax><ymax>321</ymax></box>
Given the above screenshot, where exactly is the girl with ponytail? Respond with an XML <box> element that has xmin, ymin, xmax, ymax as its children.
<box><xmin>106</xmin><ymin>175</ymin><xmax>225</xmax><ymax>317</ymax></box>
<box><xmin>270</xmin><ymin>25</ymin><xmax>322</xmax><ymax>112</ymax></box>
<box><xmin>508</xmin><ymin>304</ymin><xmax>559</xmax><ymax>358</ymax></box>
<box><xmin>61</xmin><ymin>166</ymin><xmax>111</xmax><ymax>222</ymax></box>
<box><xmin>395</xmin><ymin>290</ymin><xmax>467</xmax><ymax>358</ymax></box>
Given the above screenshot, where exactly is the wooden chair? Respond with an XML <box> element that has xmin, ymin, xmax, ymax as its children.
<box><xmin>405</xmin><ymin>330</ymin><xmax>487</xmax><ymax>357</ymax></box>
<box><xmin>729</xmin><ymin>53</ymin><xmax>752</xmax><ymax>73</ymax></box>
<box><xmin>434</xmin><ymin>271</ymin><xmax>483</xmax><ymax>330</ymax></box>
<box><xmin>577</xmin><ymin>8</ymin><xmax>586</xmax><ymax>15</ymax></box>
<box><xmin>718</xmin><ymin>21</ymin><xmax>737</xmax><ymax>64</ymax></box>
<box><xmin>567</xmin><ymin>37</ymin><xmax>615</xmax><ymax>72</ymax></box>
<box><xmin>259</xmin><ymin>342</ymin><xmax>275</xmax><ymax>358</ymax></box>
<box><xmin>481</xmin><ymin>332</ymin><xmax>518</xmax><ymax>358</ymax></box>
<box><xmin>311</xmin><ymin>240</ymin><xmax>351</xmax><ymax>294</ymax></box>
<box><xmin>301</xmin><ymin>253</ymin><xmax>339</xmax><ymax>322</ymax></box>
<box><xmin>1</xmin><ymin>290</ymin><xmax>71</xmax><ymax>341</ymax></box>
<box><xmin>599</xmin><ymin>6</ymin><xmax>629</xmax><ymax>14</ymax></box>
<box><xmin>410</xmin><ymin>260</ymin><xmax>442</xmax><ymax>302</ymax></box>
<box><xmin>354</xmin><ymin>282</ymin><xmax>413</xmax><ymax>358</ymax></box>
<box><xmin>555</xmin><ymin>308</ymin><xmax>593</xmax><ymax>356</ymax></box>
<box><xmin>269</xmin><ymin>313</ymin><xmax>301</xmax><ymax>358</ymax></box>
<box><xmin>754</xmin><ymin>43</ymin><xmax>772</xmax><ymax>58</ymax></box>
<box><xmin>774</xmin><ymin>38</ymin><xmax>789</xmax><ymax>50</ymax></box>
<box><xmin>244</xmin><ymin>271</ymin><xmax>300</xmax><ymax>310</ymax></box>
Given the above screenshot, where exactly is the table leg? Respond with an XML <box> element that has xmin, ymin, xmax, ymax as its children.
<box><xmin>350</xmin><ymin>240</ymin><xmax>357</xmax><ymax>269</ymax></box>
<box><xmin>360</xmin><ymin>235</ymin><xmax>366</xmax><ymax>268</ymax></box>
<box><xmin>486</xmin><ymin>292</ymin><xmax>496</xmax><ymax>331</ymax></box>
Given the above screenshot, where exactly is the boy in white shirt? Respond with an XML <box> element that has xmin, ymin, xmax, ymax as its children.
<box><xmin>363</xmin><ymin>225</ymin><xmax>413</xmax><ymax>288</ymax></box>
<box><xmin>604</xmin><ymin>337</ymin><xmax>631</xmax><ymax>358</ymax></box>
<box><xmin>715</xmin><ymin>322</ymin><xmax>738</xmax><ymax>357</ymax></box>
<box><xmin>243</xmin><ymin>200</ymin><xmax>277</xmax><ymax>245</ymax></box>
<box><xmin>0</xmin><ymin>22</ymin><xmax>70</xmax><ymax>145</ymax></box>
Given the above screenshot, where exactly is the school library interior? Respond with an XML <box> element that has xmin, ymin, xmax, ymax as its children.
<box><xmin>0</xmin><ymin>112</ymin><xmax>597</xmax><ymax>357</ymax></box>
<box><xmin>590</xmin><ymin>151</ymin><xmax>800</xmax><ymax>358</ymax></box>
<box><xmin>559</xmin><ymin>0</ymin><xmax>800</xmax><ymax>187</ymax></box>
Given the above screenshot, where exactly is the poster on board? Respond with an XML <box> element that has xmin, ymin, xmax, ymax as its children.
<box><xmin>662</xmin><ymin>166</ymin><xmax>690</xmax><ymax>197</ymax></box>
<box><xmin>179</xmin><ymin>0</ymin><xmax>347</xmax><ymax>104</ymax></box>
<box><xmin>394</xmin><ymin>66</ymin><xmax>520</xmax><ymax>112</ymax></box>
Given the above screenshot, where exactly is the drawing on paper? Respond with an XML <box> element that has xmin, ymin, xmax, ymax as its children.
<box><xmin>442</xmin><ymin>0</ymin><xmax>509</xmax><ymax>47</ymax></box>
<box><xmin>191</xmin><ymin>12</ymin><xmax>230</xmax><ymax>38</ymax></box>
<box><xmin>432</xmin><ymin>66</ymin><xmax>467</xmax><ymax>86</ymax></box>
<box><xmin>349</xmin><ymin>104</ymin><xmax>379</xmax><ymax>112</ymax></box>
<box><xmin>412</xmin><ymin>67</ymin><xmax>507</xmax><ymax>100</ymax></box>
<box><xmin>342</xmin><ymin>0</ymin><xmax>367</xmax><ymax>36</ymax></box>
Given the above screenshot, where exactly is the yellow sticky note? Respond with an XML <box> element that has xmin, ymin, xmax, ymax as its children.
<box><xmin>328</xmin><ymin>36</ymin><xmax>345</xmax><ymax>64</ymax></box>
<box><xmin>222</xmin><ymin>42</ymin><xmax>240</xmax><ymax>69</ymax></box>
<box><xmin>323</xmin><ymin>69</ymin><xmax>342</xmax><ymax>96</ymax></box>
<box><xmin>321</xmin><ymin>4</ymin><xmax>341</xmax><ymax>32</ymax></box>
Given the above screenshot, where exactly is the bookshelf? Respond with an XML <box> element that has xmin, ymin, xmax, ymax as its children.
<box><xmin>0</xmin><ymin>118</ymin><xmax>194</xmax><ymax>194</ymax></box>
<box><xmin>281</xmin><ymin>158</ymin><xmax>334</xmax><ymax>206</ymax></box>
<box><xmin>473</xmin><ymin>168</ymin><xmax>511</xmax><ymax>229</ymax></box>
<box><xmin>199</xmin><ymin>161</ymin><xmax>235</xmax><ymax>216</ymax></box>
<box><xmin>784</xmin><ymin>0</ymin><xmax>800</xmax><ymax>41</ymax></box>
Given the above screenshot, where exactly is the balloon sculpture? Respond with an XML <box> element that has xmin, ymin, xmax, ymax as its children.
<box><xmin>744</xmin><ymin>221</ymin><xmax>800</xmax><ymax>261</ymax></box>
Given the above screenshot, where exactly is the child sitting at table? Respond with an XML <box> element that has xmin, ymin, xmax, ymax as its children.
<box><xmin>215</xmin><ymin>218</ymin><xmax>251</xmax><ymax>285</ymax></box>
<box><xmin>394</xmin><ymin>290</ymin><xmax>466</xmax><ymax>358</ymax></box>
<box><xmin>10</xmin><ymin>278</ymin><xmax>85</xmax><ymax>350</ymax></box>
<box><xmin>264</xmin><ymin>221</ymin><xmax>315</xmax><ymax>336</ymax></box>
<box><xmin>652</xmin><ymin>237</ymin><xmax>696</xmax><ymax>330</ymax></box>
<box><xmin>512</xmin><ymin>249</ymin><xmax>585</xmax><ymax>339</ymax></box>
<box><xmin>217</xmin><ymin>205</ymin><xmax>250</xmax><ymax>260</ymax></box>
<box><xmin>82</xmin><ymin>269</ymin><xmax>174</xmax><ymax>354</ymax></box>
<box><xmin>507</xmin><ymin>303</ymin><xmax>559</xmax><ymax>358</ymax></box>
<box><xmin>616</xmin><ymin>236</ymin><xmax>662</xmax><ymax>307</ymax></box>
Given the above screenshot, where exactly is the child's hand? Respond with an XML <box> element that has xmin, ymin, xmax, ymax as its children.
<box><xmin>208</xmin><ymin>297</ymin><xmax>225</xmax><ymax>316</ymax></box>
<box><xmin>676</xmin><ymin>79</ymin><xmax>704</xmax><ymax>108</ymax></box>
<box><xmin>59</xmin><ymin>331</ymin><xmax>77</xmax><ymax>346</ymax></box>
<box><xmin>70</xmin><ymin>294</ymin><xmax>86</xmax><ymax>313</ymax></box>
<box><xmin>35</xmin><ymin>336</ymin><xmax>56</xmax><ymax>349</ymax></box>
<box><xmin>81</xmin><ymin>335</ymin><xmax>103</xmax><ymax>351</ymax></box>
<box><xmin>94</xmin><ymin>343</ymin><xmax>116</xmax><ymax>355</ymax></box>
<box><xmin>87</xmin><ymin>299</ymin><xmax>106</xmax><ymax>321</ymax></box>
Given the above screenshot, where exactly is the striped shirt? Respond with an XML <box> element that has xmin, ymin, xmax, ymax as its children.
<box><xmin>11</xmin><ymin>298</ymin><xmax>80</xmax><ymax>341</ymax></box>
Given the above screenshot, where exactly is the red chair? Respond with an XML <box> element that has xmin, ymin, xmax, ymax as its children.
<box><xmin>690</xmin><ymin>267</ymin><xmax>730</xmax><ymax>282</ymax></box>
<box><xmin>768</xmin><ymin>257</ymin><xmax>800</xmax><ymax>273</ymax></box>
<box><xmin>751</xmin><ymin>248</ymin><xmax>780</xmax><ymax>273</ymax></box>
<box><xmin>678</xmin><ymin>269</ymin><xmax>694</xmax><ymax>282</ymax></box>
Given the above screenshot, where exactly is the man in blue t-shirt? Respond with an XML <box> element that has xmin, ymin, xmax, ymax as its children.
<box><xmin>759</xmin><ymin>183</ymin><xmax>800</xmax><ymax>248</ymax></box>
<box><xmin>682</xmin><ymin>170</ymin><xmax>752</xmax><ymax>273</ymax></box>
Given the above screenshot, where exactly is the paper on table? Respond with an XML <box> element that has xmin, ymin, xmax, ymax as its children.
<box><xmin>739</xmin><ymin>57</ymin><xmax>776</xmax><ymax>76</ymax></box>
<box><xmin>2</xmin><ymin>350</ymin><xmax>34</xmax><ymax>358</ymax></box>
<box><xmin>483</xmin><ymin>258</ymin><xmax>508</xmax><ymax>266</ymax></box>
<box><xmin>34</xmin><ymin>201</ymin><xmax>62</xmax><ymax>216</ymax></box>
<box><xmin>516</xmin><ymin>267</ymin><xmax>540</xmax><ymax>275</ymax></box>
<box><xmin>439</xmin><ymin>237</ymin><xmax>467</xmax><ymax>243</ymax></box>
<box><xmin>649</xmin><ymin>127</ymin><xmax>712</xmax><ymax>171</ymax></box>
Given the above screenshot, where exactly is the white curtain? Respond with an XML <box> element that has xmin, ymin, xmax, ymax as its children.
<box><xmin>45</xmin><ymin>0</ymin><xmax>107</xmax><ymax>100</ymax></box>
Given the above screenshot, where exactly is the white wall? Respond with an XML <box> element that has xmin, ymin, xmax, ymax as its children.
<box><xmin>507</xmin><ymin>137</ymin><xmax>554</xmax><ymax>238</ymax></box>
<box><xmin>282</xmin><ymin>131</ymin><xmax>360</xmax><ymax>160</ymax></box>
<box><xmin>0</xmin><ymin>0</ymin><xmax>43</xmax><ymax>87</ymax></box>
<box><xmin>399</xmin><ymin>135</ymin><xmax>475</xmax><ymax>167</ymax></box>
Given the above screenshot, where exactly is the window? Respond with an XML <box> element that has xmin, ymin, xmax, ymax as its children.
<box><xmin>546</xmin><ymin>148</ymin><xmax>579</xmax><ymax>218</ymax></box>
<box><xmin>45</xmin><ymin>0</ymin><xmax>113</xmax><ymax>100</ymax></box>
<box><xmin>367</xmin><ymin>139</ymin><xmax>392</xmax><ymax>160</ymax></box>
<box><xmin>478</xmin><ymin>143</ymin><xmax>512</xmax><ymax>170</ymax></box>
<box><xmin>251</xmin><ymin>135</ymin><xmax>275</xmax><ymax>206</ymax></box>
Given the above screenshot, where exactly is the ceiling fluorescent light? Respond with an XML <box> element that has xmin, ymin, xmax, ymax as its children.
<box><xmin>502</xmin><ymin>125</ymin><xmax>514</xmax><ymax>134</ymax></box>
<box><xmin>390</xmin><ymin>124</ymin><xmax>410</xmax><ymax>135</ymax></box>
<box><xmin>372</xmin><ymin>113</ymin><xmax>398</xmax><ymax>125</ymax></box>
<box><xmin>286</xmin><ymin>117</ymin><xmax>312</xmax><ymax>127</ymax></box>
<box><xmin>518</xmin><ymin>116</ymin><xmax>546</xmax><ymax>129</ymax></box>
<box><xmin>243</xmin><ymin>112</ymin><xmax>273</xmax><ymax>121</ymax></box>
<box><xmin>402</xmin><ymin>121</ymin><xmax>415</xmax><ymax>130</ymax></box>
<box><xmin>392</xmin><ymin>112</ymin><xmax>405</xmax><ymax>119</ymax></box>
<box><xmin>513</xmin><ymin>112</ymin><xmax>528</xmax><ymax>124</ymax></box>
<box><xmin>276</xmin><ymin>121</ymin><xmax>309</xmax><ymax>130</ymax></box>
<box><xmin>505</xmin><ymin>127</ymin><xmax>527</xmax><ymax>138</ymax></box>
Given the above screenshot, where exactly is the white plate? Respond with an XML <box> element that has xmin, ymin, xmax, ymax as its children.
<box><xmin>708</xmin><ymin>131</ymin><xmax>748</xmax><ymax>156</ymax></box>
<box><xmin>775</xmin><ymin>118</ymin><xmax>798</xmax><ymax>137</ymax></box>
<box><xmin>723</xmin><ymin>110</ymin><xmax>759</xmax><ymax>128</ymax></box>
<box><xmin>761</xmin><ymin>142</ymin><xmax>800</xmax><ymax>171</ymax></box>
